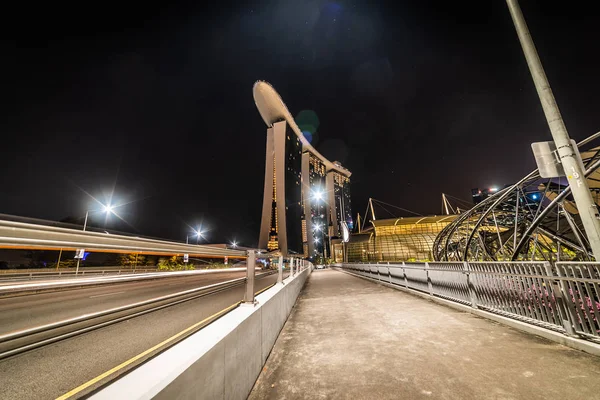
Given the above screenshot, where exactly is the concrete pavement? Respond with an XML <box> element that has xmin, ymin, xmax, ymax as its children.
<box><xmin>249</xmin><ymin>268</ymin><xmax>600</xmax><ymax>400</ymax></box>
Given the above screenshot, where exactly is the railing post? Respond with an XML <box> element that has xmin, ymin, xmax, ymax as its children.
<box><xmin>403</xmin><ymin>261</ymin><xmax>408</xmax><ymax>288</ymax></box>
<box><xmin>278</xmin><ymin>255</ymin><xmax>284</xmax><ymax>284</ymax></box>
<box><xmin>425</xmin><ymin>262</ymin><xmax>433</xmax><ymax>296</ymax></box>
<box><xmin>544</xmin><ymin>262</ymin><xmax>577</xmax><ymax>336</ymax></box>
<box><xmin>388</xmin><ymin>262</ymin><xmax>392</xmax><ymax>284</ymax></box>
<box><xmin>243</xmin><ymin>250</ymin><xmax>257</xmax><ymax>305</ymax></box>
<box><xmin>464</xmin><ymin>262</ymin><xmax>478</xmax><ymax>309</ymax></box>
<box><xmin>290</xmin><ymin>257</ymin><xmax>294</xmax><ymax>276</ymax></box>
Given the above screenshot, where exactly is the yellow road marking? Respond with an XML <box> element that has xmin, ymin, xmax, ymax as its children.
<box><xmin>56</xmin><ymin>301</ymin><xmax>241</xmax><ymax>400</ymax></box>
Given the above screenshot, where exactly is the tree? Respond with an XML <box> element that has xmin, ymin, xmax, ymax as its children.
<box><xmin>158</xmin><ymin>256</ymin><xmax>194</xmax><ymax>271</ymax></box>
<box><xmin>118</xmin><ymin>253</ymin><xmax>146</xmax><ymax>267</ymax></box>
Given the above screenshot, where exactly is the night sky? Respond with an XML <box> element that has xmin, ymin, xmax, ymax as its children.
<box><xmin>1</xmin><ymin>1</ymin><xmax>599</xmax><ymax>246</ymax></box>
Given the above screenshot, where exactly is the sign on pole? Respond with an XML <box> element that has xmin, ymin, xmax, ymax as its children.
<box><xmin>183</xmin><ymin>254</ymin><xmax>189</xmax><ymax>263</ymax></box>
<box><xmin>74</xmin><ymin>249</ymin><xmax>85</xmax><ymax>259</ymax></box>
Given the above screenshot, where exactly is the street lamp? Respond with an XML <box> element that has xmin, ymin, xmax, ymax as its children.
<box><xmin>231</xmin><ymin>241</ymin><xmax>238</xmax><ymax>248</ymax></box>
<box><xmin>76</xmin><ymin>204</ymin><xmax>114</xmax><ymax>274</ymax></box>
<box><xmin>186</xmin><ymin>229</ymin><xmax>204</xmax><ymax>244</ymax></box>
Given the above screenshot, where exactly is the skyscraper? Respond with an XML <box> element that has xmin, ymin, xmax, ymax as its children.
<box><xmin>254</xmin><ymin>81</ymin><xmax>352</xmax><ymax>258</ymax></box>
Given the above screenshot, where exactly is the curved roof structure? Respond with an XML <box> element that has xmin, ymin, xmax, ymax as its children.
<box><xmin>253</xmin><ymin>81</ymin><xmax>351</xmax><ymax>177</ymax></box>
<box><xmin>372</xmin><ymin>216</ymin><xmax>457</xmax><ymax>227</ymax></box>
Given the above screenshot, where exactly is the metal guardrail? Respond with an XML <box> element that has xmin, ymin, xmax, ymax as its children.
<box><xmin>342</xmin><ymin>261</ymin><xmax>600</xmax><ymax>343</ymax></box>
<box><xmin>0</xmin><ymin>268</ymin><xmax>157</xmax><ymax>282</ymax></box>
<box><xmin>0</xmin><ymin>219</ymin><xmax>245</xmax><ymax>257</ymax></box>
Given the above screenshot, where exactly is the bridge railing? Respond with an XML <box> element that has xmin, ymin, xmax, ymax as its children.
<box><xmin>342</xmin><ymin>261</ymin><xmax>600</xmax><ymax>343</ymax></box>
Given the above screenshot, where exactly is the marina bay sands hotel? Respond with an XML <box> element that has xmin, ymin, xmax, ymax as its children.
<box><xmin>253</xmin><ymin>81</ymin><xmax>352</xmax><ymax>259</ymax></box>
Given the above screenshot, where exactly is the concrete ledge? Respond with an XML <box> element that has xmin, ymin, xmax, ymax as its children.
<box><xmin>90</xmin><ymin>267</ymin><xmax>311</xmax><ymax>400</ymax></box>
<box><xmin>338</xmin><ymin>268</ymin><xmax>600</xmax><ymax>357</ymax></box>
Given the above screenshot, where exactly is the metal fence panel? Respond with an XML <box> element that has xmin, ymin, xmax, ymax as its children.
<box><xmin>403</xmin><ymin>263</ymin><xmax>429</xmax><ymax>294</ymax></box>
<box><xmin>555</xmin><ymin>262</ymin><xmax>600</xmax><ymax>340</ymax></box>
<box><xmin>389</xmin><ymin>265</ymin><xmax>405</xmax><ymax>286</ymax></box>
<box><xmin>468</xmin><ymin>262</ymin><xmax>563</xmax><ymax>332</ymax></box>
<box><xmin>427</xmin><ymin>262</ymin><xmax>470</xmax><ymax>305</ymax></box>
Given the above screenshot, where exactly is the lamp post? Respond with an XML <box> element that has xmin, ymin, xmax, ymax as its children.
<box><xmin>76</xmin><ymin>204</ymin><xmax>113</xmax><ymax>274</ymax></box>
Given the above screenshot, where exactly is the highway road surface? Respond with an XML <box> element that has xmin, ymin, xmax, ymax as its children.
<box><xmin>0</xmin><ymin>268</ymin><xmax>286</xmax><ymax>399</ymax></box>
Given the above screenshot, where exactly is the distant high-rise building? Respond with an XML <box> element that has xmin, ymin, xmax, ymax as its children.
<box><xmin>327</xmin><ymin>164</ymin><xmax>353</xmax><ymax>237</ymax></box>
<box><xmin>302</xmin><ymin>152</ymin><xmax>327</xmax><ymax>258</ymax></box>
<box><xmin>254</xmin><ymin>81</ymin><xmax>352</xmax><ymax>258</ymax></box>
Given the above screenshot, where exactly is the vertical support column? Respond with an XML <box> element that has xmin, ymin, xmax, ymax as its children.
<box><xmin>290</xmin><ymin>257</ymin><xmax>294</xmax><ymax>277</ymax></box>
<box><xmin>244</xmin><ymin>250</ymin><xmax>256</xmax><ymax>305</ymax></box>
<box><xmin>403</xmin><ymin>261</ymin><xmax>408</xmax><ymax>289</ymax></box>
<box><xmin>465</xmin><ymin>262</ymin><xmax>478</xmax><ymax>309</ymax></box>
<box><xmin>278</xmin><ymin>255</ymin><xmax>284</xmax><ymax>284</ymax></box>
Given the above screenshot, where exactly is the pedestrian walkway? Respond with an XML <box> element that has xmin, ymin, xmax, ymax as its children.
<box><xmin>249</xmin><ymin>268</ymin><xmax>600</xmax><ymax>400</ymax></box>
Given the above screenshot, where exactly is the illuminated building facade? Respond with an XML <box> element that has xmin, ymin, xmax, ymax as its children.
<box><xmin>254</xmin><ymin>81</ymin><xmax>352</xmax><ymax>258</ymax></box>
<box><xmin>327</xmin><ymin>166</ymin><xmax>353</xmax><ymax>238</ymax></box>
<box><xmin>346</xmin><ymin>216</ymin><xmax>456</xmax><ymax>262</ymax></box>
<box><xmin>259</xmin><ymin>120</ymin><xmax>303</xmax><ymax>255</ymax></box>
<box><xmin>302</xmin><ymin>152</ymin><xmax>328</xmax><ymax>258</ymax></box>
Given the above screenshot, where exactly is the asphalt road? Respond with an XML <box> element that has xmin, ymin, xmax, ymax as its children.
<box><xmin>0</xmin><ymin>270</ymin><xmax>254</xmax><ymax>334</ymax></box>
<box><xmin>0</xmin><ymin>269</ymin><xmax>287</xmax><ymax>399</ymax></box>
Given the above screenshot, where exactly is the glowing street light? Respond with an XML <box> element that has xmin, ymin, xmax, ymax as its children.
<box><xmin>231</xmin><ymin>241</ymin><xmax>238</xmax><ymax>248</ymax></box>
<box><xmin>82</xmin><ymin>204</ymin><xmax>114</xmax><ymax>232</ymax></box>
<box><xmin>187</xmin><ymin>229</ymin><xmax>204</xmax><ymax>245</ymax></box>
<box><xmin>311</xmin><ymin>189</ymin><xmax>325</xmax><ymax>202</ymax></box>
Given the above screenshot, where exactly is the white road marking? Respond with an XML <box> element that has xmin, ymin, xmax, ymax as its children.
<box><xmin>89</xmin><ymin>291</ymin><xmax>126</xmax><ymax>299</ymax></box>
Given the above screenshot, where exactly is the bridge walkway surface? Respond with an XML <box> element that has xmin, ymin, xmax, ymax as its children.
<box><xmin>249</xmin><ymin>268</ymin><xmax>600</xmax><ymax>400</ymax></box>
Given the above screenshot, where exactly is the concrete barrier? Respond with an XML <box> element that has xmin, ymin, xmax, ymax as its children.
<box><xmin>90</xmin><ymin>265</ymin><xmax>312</xmax><ymax>400</ymax></box>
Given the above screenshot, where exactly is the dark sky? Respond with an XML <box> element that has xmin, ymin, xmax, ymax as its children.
<box><xmin>1</xmin><ymin>1</ymin><xmax>599</xmax><ymax>246</ymax></box>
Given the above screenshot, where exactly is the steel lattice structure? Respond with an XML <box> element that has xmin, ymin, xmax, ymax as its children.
<box><xmin>434</xmin><ymin>132</ymin><xmax>600</xmax><ymax>262</ymax></box>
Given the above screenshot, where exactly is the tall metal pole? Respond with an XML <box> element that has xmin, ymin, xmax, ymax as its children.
<box><xmin>56</xmin><ymin>248</ymin><xmax>63</xmax><ymax>270</ymax></box>
<box><xmin>506</xmin><ymin>0</ymin><xmax>600</xmax><ymax>260</ymax></box>
<box><xmin>75</xmin><ymin>210</ymin><xmax>89</xmax><ymax>275</ymax></box>
<box><xmin>442</xmin><ymin>194</ymin><xmax>450</xmax><ymax>215</ymax></box>
<box><xmin>369</xmin><ymin>198</ymin><xmax>376</xmax><ymax>221</ymax></box>
<box><xmin>82</xmin><ymin>211</ymin><xmax>89</xmax><ymax>232</ymax></box>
